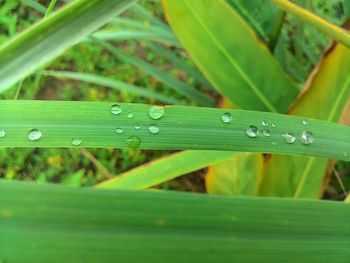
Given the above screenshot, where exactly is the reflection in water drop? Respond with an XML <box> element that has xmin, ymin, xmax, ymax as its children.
<box><xmin>148</xmin><ymin>105</ymin><xmax>164</xmax><ymax>120</ymax></box>
<box><xmin>28</xmin><ymin>129</ymin><xmax>42</xmax><ymax>141</ymax></box>
<box><xmin>221</xmin><ymin>112</ymin><xmax>232</xmax><ymax>123</ymax></box>
<box><xmin>300</xmin><ymin>131</ymin><xmax>314</xmax><ymax>145</ymax></box>
<box><xmin>283</xmin><ymin>132</ymin><xmax>296</xmax><ymax>144</ymax></box>
<box><xmin>246</xmin><ymin>125</ymin><xmax>258</xmax><ymax>138</ymax></box>
<box><xmin>111</xmin><ymin>104</ymin><xmax>122</xmax><ymax>115</ymax></box>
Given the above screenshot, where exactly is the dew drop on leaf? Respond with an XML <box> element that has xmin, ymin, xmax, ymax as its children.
<box><xmin>127</xmin><ymin>112</ymin><xmax>134</xmax><ymax>119</ymax></box>
<box><xmin>262</xmin><ymin>129</ymin><xmax>271</xmax><ymax>137</ymax></box>
<box><xmin>127</xmin><ymin>136</ymin><xmax>141</xmax><ymax>148</ymax></box>
<box><xmin>149</xmin><ymin>124</ymin><xmax>160</xmax><ymax>134</ymax></box>
<box><xmin>134</xmin><ymin>124</ymin><xmax>141</xmax><ymax>130</ymax></box>
<box><xmin>221</xmin><ymin>112</ymin><xmax>232</xmax><ymax>123</ymax></box>
<box><xmin>148</xmin><ymin>105</ymin><xmax>164</xmax><ymax>120</ymax></box>
<box><xmin>71</xmin><ymin>137</ymin><xmax>82</xmax><ymax>146</ymax></box>
<box><xmin>28</xmin><ymin>129</ymin><xmax>42</xmax><ymax>141</ymax></box>
<box><xmin>111</xmin><ymin>104</ymin><xmax>122</xmax><ymax>115</ymax></box>
<box><xmin>261</xmin><ymin>120</ymin><xmax>268</xmax><ymax>127</ymax></box>
<box><xmin>283</xmin><ymin>132</ymin><xmax>296</xmax><ymax>144</ymax></box>
<box><xmin>272</xmin><ymin>141</ymin><xmax>278</xmax><ymax>146</ymax></box>
<box><xmin>300</xmin><ymin>131</ymin><xmax>314</xmax><ymax>145</ymax></box>
<box><xmin>246</xmin><ymin>125</ymin><xmax>258</xmax><ymax>138</ymax></box>
<box><xmin>271</xmin><ymin>122</ymin><xmax>276</xmax><ymax>128</ymax></box>
<box><xmin>0</xmin><ymin>129</ymin><xmax>5</xmax><ymax>138</ymax></box>
<box><xmin>115</xmin><ymin>128</ymin><xmax>124</xmax><ymax>134</ymax></box>
<box><xmin>302</xmin><ymin>119</ymin><xmax>309</xmax><ymax>126</ymax></box>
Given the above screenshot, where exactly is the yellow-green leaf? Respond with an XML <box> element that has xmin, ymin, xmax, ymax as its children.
<box><xmin>163</xmin><ymin>0</ymin><xmax>298</xmax><ymax>112</ymax></box>
<box><xmin>260</xmin><ymin>43</ymin><xmax>350</xmax><ymax>198</ymax></box>
<box><xmin>206</xmin><ymin>153</ymin><xmax>263</xmax><ymax>196</ymax></box>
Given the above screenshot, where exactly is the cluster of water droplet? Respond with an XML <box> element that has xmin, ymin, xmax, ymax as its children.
<box><xmin>111</xmin><ymin>104</ymin><xmax>164</xmax><ymax>148</ymax></box>
<box><xmin>220</xmin><ymin>112</ymin><xmax>318</xmax><ymax>146</ymax></box>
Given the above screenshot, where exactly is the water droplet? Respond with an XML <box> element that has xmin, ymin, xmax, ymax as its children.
<box><xmin>126</xmin><ymin>136</ymin><xmax>141</xmax><ymax>148</ymax></box>
<box><xmin>262</xmin><ymin>129</ymin><xmax>271</xmax><ymax>137</ymax></box>
<box><xmin>343</xmin><ymin>151</ymin><xmax>348</xmax><ymax>157</ymax></box>
<box><xmin>115</xmin><ymin>128</ymin><xmax>124</xmax><ymax>134</ymax></box>
<box><xmin>0</xmin><ymin>129</ymin><xmax>5</xmax><ymax>138</ymax></box>
<box><xmin>111</xmin><ymin>104</ymin><xmax>122</xmax><ymax>115</ymax></box>
<box><xmin>262</xmin><ymin>120</ymin><xmax>268</xmax><ymax>127</ymax></box>
<box><xmin>246</xmin><ymin>125</ymin><xmax>258</xmax><ymax>138</ymax></box>
<box><xmin>283</xmin><ymin>132</ymin><xmax>296</xmax><ymax>144</ymax></box>
<box><xmin>71</xmin><ymin>137</ymin><xmax>82</xmax><ymax>146</ymax></box>
<box><xmin>148</xmin><ymin>105</ymin><xmax>164</xmax><ymax>120</ymax></box>
<box><xmin>302</xmin><ymin>119</ymin><xmax>309</xmax><ymax>126</ymax></box>
<box><xmin>300</xmin><ymin>131</ymin><xmax>314</xmax><ymax>145</ymax></box>
<box><xmin>134</xmin><ymin>124</ymin><xmax>141</xmax><ymax>130</ymax></box>
<box><xmin>149</xmin><ymin>124</ymin><xmax>160</xmax><ymax>134</ymax></box>
<box><xmin>28</xmin><ymin>129</ymin><xmax>42</xmax><ymax>141</ymax></box>
<box><xmin>127</xmin><ymin>112</ymin><xmax>134</xmax><ymax>119</ymax></box>
<box><xmin>271</xmin><ymin>122</ymin><xmax>276</xmax><ymax>128</ymax></box>
<box><xmin>272</xmin><ymin>142</ymin><xmax>278</xmax><ymax>146</ymax></box>
<box><xmin>221</xmin><ymin>112</ymin><xmax>232</xmax><ymax>123</ymax></box>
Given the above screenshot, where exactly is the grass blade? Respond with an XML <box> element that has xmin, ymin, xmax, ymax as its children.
<box><xmin>272</xmin><ymin>0</ymin><xmax>350</xmax><ymax>49</ymax></box>
<box><xmin>43</xmin><ymin>70</ymin><xmax>183</xmax><ymax>105</ymax></box>
<box><xmin>95</xmin><ymin>150</ymin><xmax>237</xmax><ymax>189</ymax></box>
<box><xmin>2</xmin><ymin>180</ymin><xmax>350</xmax><ymax>262</ymax></box>
<box><xmin>0</xmin><ymin>0</ymin><xmax>136</xmax><ymax>93</ymax></box>
<box><xmin>0</xmin><ymin>100</ymin><xmax>349</xmax><ymax>161</ymax></box>
<box><xmin>20</xmin><ymin>0</ymin><xmax>46</xmax><ymax>14</ymax></box>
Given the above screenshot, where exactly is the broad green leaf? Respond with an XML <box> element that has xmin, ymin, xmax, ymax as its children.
<box><xmin>43</xmin><ymin>70</ymin><xmax>183</xmax><ymax>105</ymax></box>
<box><xmin>0</xmin><ymin>0</ymin><xmax>136</xmax><ymax>93</ymax></box>
<box><xmin>96</xmin><ymin>150</ymin><xmax>237</xmax><ymax>190</ymax></box>
<box><xmin>206</xmin><ymin>153</ymin><xmax>263</xmax><ymax>196</ymax></box>
<box><xmin>0</xmin><ymin>101</ymin><xmax>349</xmax><ymax>161</ymax></box>
<box><xmin>96</xmin><ymin>40</ymin><xmax>213</xmax><ymax>106</ymax></box>
<box><xmin>272</xmin><ymin>0</ymin><xmax>350</xmax><ymax>49</ymax></box>
<box><xmin>163</xmin><ymin>0</ymin><xmax>299</xmax><ymax>112</ymax></box>
<box><xmin>226</xmin><ymin>0</ymin><xmax>277</xmax><ymax>42</ymax></box>
<box><xmin>260</xmin><ymin>43</ymin><xmax>350</xmax><ymax>198</ymax></box>
<box><xmin>2</xmin><ymin>181</ymin><xmax>350</xmax><ymax>262</ymax></box>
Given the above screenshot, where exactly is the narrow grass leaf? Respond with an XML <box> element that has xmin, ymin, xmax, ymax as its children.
<box><xmin>95</xmin><ymin>150</ymin><xmax>237</xmax><ymax>190</ymax></box>
<box><xmin>0</xmin><ymin>101</ymin><xmax>349</xmax><ymax>161</ymax></box>
<box><xmin>0</xmin><ymin>0</ymin><xmax>136</xmax><ymax>93</ymax></box>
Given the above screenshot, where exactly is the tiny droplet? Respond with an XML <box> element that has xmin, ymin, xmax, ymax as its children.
<box><xmin>262</xmin><ymin>120</ymin><xmax>268</xmax><ymax>127</ymax></box>
<box><xmin>72</xmin><ymin>137</ymin><xmax>82</xmax><ymax>146</ymax></box>
<box><xmin>300</xmin><ymin>131</ymin><xmax>314</xmax><ymax>145</ymax></box>
<box><xmin>126</xmin><ymin>136</ymin><xmax>141</xmax><ymax>148</ymax></box>
<box><xmin>246</xmin><ymin>125</ymin><xmax>258</xmax><ymax>138</ymax></box>
<box><xmin>134</xmin><ymin>124</ymin><xmax>141</xmax><ymax>130</ymax></box>
<box><xmin>283</xmin><ymin>132</ymin><xmax>296</xmax><ymax>144</ymax></box>
<box><xmin>272</xmin><ymin>142</ymin><xmax>278</xmax><ymax>146</ymax></box>
<box><xmin>343</xmin><ymin>151</ymin><xmax>348</xmax><ymax>157</ymax></box>
<box><xmin>127</xmin><ymin>112</ymin><xmax>134</xmax><ymax>119</ymax></box>
<box><xmin>115</xmin><ymin>128</ymin><xmax>124</xmax><ymax>134</ymax></box>
<box><xmin>262</xmin><ymin>129</ymin><xmax>271</xmax><ymax>137</ymax></box>
<box><xmin>221</xmin><ymin>112</ymin><xmax>232</xmax><ymax>123</ymax></box>
<box><xmin>111</xmin><ymin>104</ymin><xmax>122</xmax><ymax>115</ymax></box>
<box><xmin>0</xmin><ymin>129</ymin><xmax>5</xmax><ymax>138</ymax></box>
<box><xmin>149</xmin><ymin>124</ymin><xmax>160</xmax><ymax>134</ymax></box>
<box><xmin>28</xmin><ymin>129</ymin><xmax>42</xmax><ymax>141</ymax></box>
<box><xmin>271</xmin><ymin>122</ymin><xmax>276</xmax><ymax>128</ymax></box>
<box><xmin>148</xmin><ymin>105</ymin><xmax>164</xmax><ymax>120</ymax></box>
<box><xmin>302</xmin><ymin>119</ymin><xmax>309</xmax><ymax>126</ymax></box>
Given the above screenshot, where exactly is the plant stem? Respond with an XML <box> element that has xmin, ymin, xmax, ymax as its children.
<box><xmin>44</xmin><ymin>0</ymin><xmax>58</xmax><ymax>18</ymax></box>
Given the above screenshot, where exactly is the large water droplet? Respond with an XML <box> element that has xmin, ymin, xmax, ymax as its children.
<box><xmin>127</xmin><ymin>112</ymin><xmax>134</xmax><ymax>119</ymax></box>
<box><xmin>262</xmin><ymin>120</ymin><xmax>268</xmax><ymax>127</ymax></box>
<box><xmin>300</xmin><ymin>131</ymin><xmax>314</xmax><ymax>145</ymax></box>
<box><xmin>28</xmin><ymin>129</ymin><xmax>42</xmax><ymax>141</ymax></box>
<box><xmin>149</xmin><ymin>124</ymin><xmax>160</xmax><ymax>134</ymax></box>
<box><xmin>111</xmin><ymin>104</ymin><xmax>122</xmax><ymax>115</ymax></box>
<box><xmin>115</xmin><ymin>128</ymin><xmax>124</xmax><ymax>134</ymax></box>
<box><xmin>0</xmin><ymin>129</ymin><xmax>5</xmax><ymax>138</ymax></box>
<box><xmin>283</xmin><ymin>132</ymin><xmax>296</xmax><ymax>144</ymax></box>
<box><xmin>148</xmin><ymin>105</ymin><xmax>164</xmax><ymax>120</ymax></box>
<box><xmin>221</xmin><ymin>112</ymin><xmax>232</xmax><ymax>123</ymax></box>
<box><xmin>127</xmin><ymin>136</ymin><xmax>141</xmax><ymax>148</ymax></box>
<box><xmin>71</xmin><ymin>137</ymin><xmax>82</xmax><ymax>146</ymax></box>
<box><xmin>262</xmin><ymin>129</ymin><xmax>271</xmax><ymax>137</ymax></box>
<box><xmin>134</xmin><ymin>124</ymin><xmax>141</xmax><ymax>130</ymax></box>
<box><xmin>302</xmin><ymin>119</ymin><xmax>309</xmax><ymax>126</ymax></box>
<box><xmin>246</xmin><ymin>125</ymin><xmax>258</xmax><ymax>138</ymax></box>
